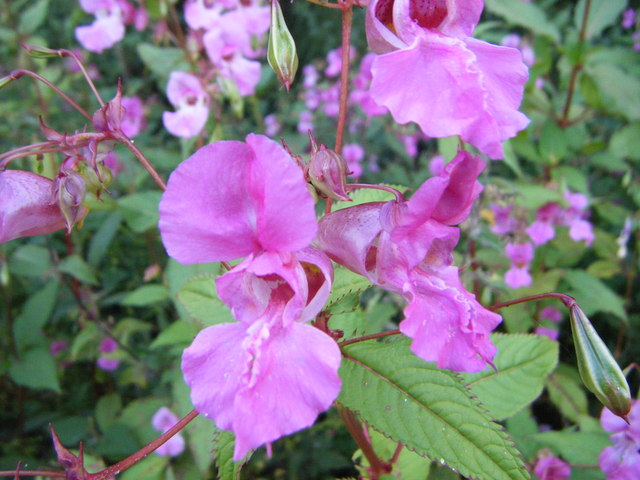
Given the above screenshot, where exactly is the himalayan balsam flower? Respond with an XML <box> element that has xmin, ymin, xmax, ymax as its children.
<box><xmin>534</xmin><ymin>455</ymin><xmax>571</xmax><ymax>480</ymax></box>
<box><xmin>365</xmin><ymin>0</ymin><xmax>529</xmax><ymax>158</ymax></box>
<box><xmin>75</xmin><ymin>0</ymin><xmax>130</xmax><ymax>53</ymax></box>
<box><xmin>599</xmin><ymin>400</ymin><xmax>640</xmax><ymax>479</ymax></box>
<box><xmin>162</xmin><ymin>72</ymin><xmax>210</xmax><ymax>138</ymax></box>
<box><xmin>159</xmin><ymin>134</ymin><xmax>341</xmax><ymax>460</ymax></box>
<box><xmin>120</xmin><ymin>96</ymin><xmax>146</xmax><ymax>138</ymax></box>
<box><xmin>317</xmin><ymin>150</ymin><xmax>501</xmax><ymax>372</ymax></box>
<box><xmin>97</xmin><ymin>337</ymin><xmax>120</xmax><ymax>371</ymax></box>
<box><xmin>0</xmin><ymin>170</ymin><xmax>66</xmax><ymax>243</ymax></box>
<box><xmin>152</xmin><ymin>407</ymin><xmax>185</xmax><ymax>457</ymax></box>
<box><xmin>504</xmin><ymin>242</ymin><xmax>534</xmax><ymax>289</ymax></box>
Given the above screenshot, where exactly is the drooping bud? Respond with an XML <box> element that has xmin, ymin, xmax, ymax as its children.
<box><xmin>22</xmin><ymin>44</ymin><xmax>59</xmax><ymax>59</ymax></box>
<box><xmin>569</xmin><ymin>304</ymin><xmax>631</xmax><ymax>419</ymax></box>
<box><xmin>55</xmin><ymin>170</ymin><xmax>88</xmax><ymax>232</ymax></box>
<box><xmin>93</xmin><ymin>80</ymin><xmax>124</xmax><ymax>133</ymax></box>
<box><xmin>307</xmin><ymin>134</ymin><xmax>351</xmax><ymax>202</ymax></box>
<box><xmin>267</xmin><ymin>0</ymin><xmax>298</xmax><ymax>91</ymax></box>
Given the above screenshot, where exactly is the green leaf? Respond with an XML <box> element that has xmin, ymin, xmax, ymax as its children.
<box><xmin>574</xmin><ymin>0</ymin><xmax>626</xmax><ymax>40</ymax></box>
<box><xmin>564</xmin><ymin>270</ymin><xmax>627</xmax><ymax>323</ymax></box>
<box><xmin>462</xmin><ymin>334</ymin><xmax>558</xmax><ymax>420</ymax></box>
<box><xmin>59</xmin><ymin>255</ymin><xmax>99</xmax><ymax>286</ymax></box>
<box><xmin>150</xmin><ymin>320</ymin><xmax>200</xmax><ymax>349</ymax></box>
<box><xmin>339</xmin><ymin>338</ymin><xmax>529</xmax><ymax>480</ymax></box>
<box><xmin>530</xmin><ymin>430</ymin><xmax>610</xmax><ymax>466</ymax></box>
<box><xmin>539</xmin><ymin>120</ymin><xmax>568</xmax><ymax>164</ymax></box>
<box><xmin>88</xmin><ymin>211</ymin><xmax>123</xmax><ymax>266</ymax></box>
<box><xmin>136</xmin><ymin>43</ymin><xmax>190</xmax><ymax>82</ymax></box>
<box><xmin>9</xmin><ymin>348</ymin><xmax>60</xmax><ymax>393</ymax></box>
<box><xmin>118</xmin><ymin>192</ymin><xmax>162</xmax><ymax>233</ymax></box>
<box><xmin>95</xmin><ymin>393</ymin><xmax>122</xmax><ymax>433</ymax></box>
<box><xmin>214</xmin><ymin>429</ymin><xmax>244</xmax><ymax>480</ymax></box>
<box><xmin>120</xmin><ymin>455</ymin><xmax>168</xmax><ymax>480</ymax></box>
<box><xmin>8</xmin><ymin>245</ymin><xmax>51</xmax><ymax>277</ymax></box>
<box><xmin>177</xmin><ymin>274</ymin><xmax>234</xmax><ymax>327</ymax></box>
<box><xmin>121</xmin><ymin>284</ymin><xmax>169</xmax><ymax>306</ymax></box>
<box><xmin>18</xmin><ymin>0</ymin><xmax>49</xmax><ymax>33</ymax></box>
<box><xmin>484</xmin><ymin>0</ymin><xmax>560</xmax><ymax>42</ymax></box>
<box><xmin>327</xmin><ymin>266</ymin><xmax>372</xmax><ymax>308</ymax></box>
<box><xmin>331</xmin><ymin>185</ymin><xmax>408</xmax><ymax>211</ymax></box>
<box><xmin>585</xmin><ymin>63</ymin><xmax>640</xmax><ymax>121</ymax></box>
<box><xmin>545</xmin><ymin>365</ymin><xmax>588</xmax><ymax>422</ymax></box>
<box><xmin>14</xmin><ymin>281</ymin><xmax>59</xmax><ymax>351</ymax></box>
<box><xmin>609</xmin><ymin>121</ymin><xmax>640</xmax><ymax>161</ymax></box>
<box><xmin>514</xmin><ymin>184</ymin><xmax>565</xmax><ymax>210</ymax></box>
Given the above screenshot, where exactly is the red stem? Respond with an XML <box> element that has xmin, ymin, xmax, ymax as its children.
<box><xmin>57</xmin><ymin>49</ymin><xmax>105</xmax><ymax>108</ymax></box>
<box><xmin>339</xmin><ymin>329</ymin><xmax>401</xmax><ymax>348</ymax></box>
<box><xmin>333</xmin><ymin>2</ymin><xmax>353</xmax><ymax>154</ymax></box>
<box><xmin>89</xmin><ymin>410</ymin><xmax>199</xmax><ymax>480</ymax></box>
<box><xmin>0</xmin><ymin>471</ymin><xmax>64</xmax><ymax>478</ymax></box>
<box><xmin>9</xmin><ymin>70</ymin><xmax>92</xmax><ymax>120</ymax></box>
<box><xmin>489</xmin><ymin>292</ymin><xmax>576</xmax><ymax>311</ymax></box>
<box><xmin>112</xmin><ymin>132</ymin><xmax>167</xmax><ymax>191</ymax></box>
<box><xmin>337</xmin><ymin>406</ymin><xmax>389</xmax><ymax>478</ymax></box>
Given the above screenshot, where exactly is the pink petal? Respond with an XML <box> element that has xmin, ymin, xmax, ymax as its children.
<box><xmin>504</xmin><ymin>266</ymin><xmax>532</xmax><ymax>289</ymax></box>
<box><xmin>152</xmin><ymin>407</ymin><xmax>180</xmax><ymax>432</ymax></box>
<box><xmin>527</xmin><ymin>220</ymin><xmax>555</xmax><ymax>245</ymax></box>
<box><xmin>568</xmin><ymin>219</ymin><xmax>594</xmax><ymax>246</ymax></box>
<box><xmin>400</xmin><ymin>266</ymin><xmax>501</xmax><ymax>372</ymax></box>
<box><xmin>181</xmin><ymin>321</ymin><xmax>341</xmax><ymax>461</ymax></box>
<box><xmin>162</xmin><ymin>104</ymin><xmax>209</xmax><ymax>138</ymax></box>
<box><xmin>120</xmin><ymin>96</ymin><xmax>145</xmax><ymax>138</ymax></box>
<box><xmin>159</xmin><ymin>140</ymin><xmax>260</xmax><ymax>262</ymax></box>
<box><xmin>75</xmin><ymin>14</ymin><xmax>125</xmax><ymax>53</ymax></box>
<box><xmin>0</xmin><ymin>170</ymin><xmax>65</xmax><ymax>243</ymax></box>
<box><xmin>166</xmin><ymin>71</ymin><xmax>207</xmax><ymax>107</ymax></box>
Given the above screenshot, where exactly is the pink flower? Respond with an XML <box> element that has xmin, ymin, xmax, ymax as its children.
<box><xmin>504</xmin><ymin>242</ymin><xmax>534</xmax><ymax>289</ymax></box>
<box><xmin>50</xmin><ymin>341</ymin><xmax>69</xmax><ymax>356</ymax></box>
<box><xmin>527</xmin><ymin>203</ymin><xmax>561</xmax><ymax>245</ymax></box>
<box><xmin>317</xmin><ymin>150</ymin><xmax>501</xmax><ymax>372</ymax></box>
<box><xmin>120</xmin><ymin>96</ymin><xmax>146</xmax><ymax>138</ymax></box>
<box><xmin>490</xmin><ymin>204</ymin><xmax>518</xmax><ymax>235</ymax></box>
<box><xmin>350</xmin><ymin>53</ymin><xmax>389</xmax><ymax>117</ymax></box>
<box><xmin>533</xmin><ymin>455</ymin><xmax>571</xmax><ymax>480</ymax></box>
<box><xmin>534</xmin><ymin>327</ymin><xmax>558</xmax><ymax>341</ymax></box>
<box><xmin>599</xmin><ymin>400</ymin><xmax>640</xmax><ymax>479</ymax></box>
<box><xmin>342</xmin><ymin>143</ymin><xmax>365</xmax><ymax>177</ymax></box>
<box><xmin>162</xmin><ymin>72</ymin><xmax>210</xmax><ymax>138</ymax></box>
<box><xmin>97</xmin><ymin>337</ymin><xmax>120</xmax><ymax>371</ymax></box>
<box><xmin>622</xmin><ymin>9</ymin><xmax>636</xmax><ymax>29</ymax></box>
<box><xmin>365</xmin><ymin>0</ymin><xmax>529</xmax><ymax>158</ymax></box>
<box><xmin>541</xmin><ymin>306</ymin><xmax>562</xmax><ymax>323</ymax></box>
<box><xmin>152</xmin><ymin>407</ymin><xmax>185</xmax><ymax>457</ymax></box>
<box><xmin>159</xmin><ymin>134</ymin><xmax>341</xmax><ymax>460</ymax></box>
<box><xmin>0</xmin><ymin>170</ymin><xmax>66</xmax><ymax>243</ymax></box>
<box><xmin>76</xmin><ymin>0</ymin><xmax>130</xmax><ymax>53</ymax></box>
<box><xmin>97</xmin><ymin>357</ymin><xmax>120</xmax><ymax>371</ymax></box>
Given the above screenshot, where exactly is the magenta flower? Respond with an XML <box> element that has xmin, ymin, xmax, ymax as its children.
<box><xmin>75</xmin><ymin>0</ymin><xmax>130</xmax><ymax>53</ymax></box>
<box><xmin>533</xmin><ymin>455</ymin><xmax>571</xmax><ymax>480</ymax></box>
<box><xmin>159</xmin><ymin>134</ymin><xmax>341</xmax><ymax>460</ymax></box>
<box><xmin>317</xmin><ymin>150</ymin><xmax>501</xmax><ymax>372</ymax></box>
<box><xmin>342</xmin><ymin>143</ymin><xmax>365</xmax><ymax>177</ymax></box>
<box><xmin>365</xmin><ymin>0</ymin><xmax>529</xmax><ymax>158</ymax></box>
<box><xmin>97</xmin><ymin>337</ymin><xmax>120</xmax><ymax>371</ymax></box>
<box><xmin>599</xmin><ymin>400</ymin><xmax>640</xmax><ymax>479</ymax></box>
<box><xmin>152</xmin><ymin>407</ymin><xmax>185</xmax><ymax>457</ymax></box>
<box><xmin>162</xmin><ymin>72</ymin><xmax>210</xmax><ymax>138</ymax></box>
<box><xmin>504</xmin><ymin>242</ymin><xmax>534</xmax><ymax>289</ymax></box>
<box><xmin>0</xmin><ymin>170</ymin><xmax>66</xmax><ymax>243</ymax></box>
<box><xmin>120</xmin><ymin>96</ymin><xmax>146</xmax><ymax>138</ymax></box>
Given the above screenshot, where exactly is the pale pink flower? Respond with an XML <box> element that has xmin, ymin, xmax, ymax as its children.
<box><xmin>342</xmin><ymin>143</ymin><xmax>365</xmax><ymax>177</ymax></box>
<box><xmin>622</xmin><ymin>9</ymin><xmax>636</xmax><ymax>29</ymax></box>
<box><xmin>159</xmin><ymin>134</ymin><xmax>341</xmax><ymax>460</ymax></box>
<box><xmin>350</xmin><ymin>53</ymin><xmax>389</xmax><ymax>117</ymax></box>
<box><xmin>50</xmin><ymin>341</ymin><xmax>69</xmax><ymax>356</ymax></box>
<box><xmin>490</xmin><ymin>204</ymin><xmax>518</xmax><ymax>236</ymax></box>
<box><xmin>504</xmin><ymin>242</ymin><xmax>534</xmax><ymax>289</ymax></box>
<box><xmin>162</xmin><ymin>72</ymin><xmax>210</xmax><ymax>138</ymax></box>
<box><xmin>365</xmin><ymin>0</ymin><xmax>529</xmax><ymax>158</ymax></box>
<box><xmin>541</xmin><ymin>306</ymin><xmax>562</xmax><ymax>323</ymax></box>
<box><xmin>599</xmin><ymin>400</ymin><xmax>640</xmax><ymax>479</ymax></box>
<box><xmin>97</xmin><ymin>337</ymin><xmax>120</xmax><ymax>371</ymax></box>
<box><xmin>0</xmin><ymin>170</ymin><xmax>66</xmax><ymax>243</ymax></box>
<box><xmin>317</xmin><ymin>151</ymin><xmax>501</xmax><ymax>372</ymax></box>
<box><xmin>152</xmin><ymin>407</ymin><xmax>185</xmax><ymax>457</ymax></box>
<box><xmin>534</xmin><ymin>455</ymin><xmax>571</xmax><ymax>480</ymax></box>
<box><xmin>76</xmin><ymin>0</ymin><xmax>132</xmax><ymax>53</ymax></box>
<box><xmin>534</xmin><ymin>327</ymin><xmax>559</xmax><ymax>341</ymax></box>
<box><xmin>120</xmin><ymin>96</ymin><xmax>146</xmax><ymax>138</ymax></box>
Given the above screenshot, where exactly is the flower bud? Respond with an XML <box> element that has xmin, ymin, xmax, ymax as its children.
<box><xmin>22</xmin><ymin>44</ymin><xmax>59</xmax><ymax>59</ymax></box>
<box><xmin>308</xmin><ymin>135</ymin><xmax>351</xmax><ymax>202</ymax></box>
<box><xmin>267</xmin><ymin>0</ymin><xmax>298</xmax><ymax>91</ymax></box>
<box><xmin>0</xmin><ymin>75</ymin><xmax>14</xmax><ymax>89</ymax></box>
<box><xmin>569</xmin><ymin>304</ymin><xmax>631</xmax><ymax>419</ymax></box>
<box><xmin>55</xmin><ymin>171</ymin><xmax>87</xmax><ymax>232</ymax></box>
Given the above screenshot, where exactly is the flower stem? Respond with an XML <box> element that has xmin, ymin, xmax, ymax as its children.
<box><xmin>57</xmin><ymin>49</ymin><xmax>105</xmax><ymax>108</ymax></box>
<box><xmin>339</xmin><ymin>329</ymin><xmax>401</xmax><ymax>348</ymax></box>
<box><xmin>489</xmin><ymin>292</ymin><xmax>576</xmax><ymax>311</ymax></box>
<box><xmin>347</xmin><ymin>183</ymin><xmax>405</xmax><ymax>201</ymax></box>
<box><xmin>333</xmin><ymin>2</ymin><xmax>353</xmax><ymax>154</ymax></box>
<box><xmin>9</xmin><ymin>70</ymin><xmax>92</xmax><ymax>121</ymax></box>
<box><xmin>0</xmin><ymin>470</ymin><xmax>65</xmax><ymax>478</ymax></box>
<box><xmin>113</xmin><ymin>133</ymin><xmax>167</xmax><ymax>191</ymax></box>
<box><xmin>89</xmin><ymin>409</ymin><xmax>199</xmax><ymax>480</ymax></box>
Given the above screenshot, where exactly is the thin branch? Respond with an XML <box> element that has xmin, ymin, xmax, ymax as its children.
<box><xmin>0</xmin><ymin>470</ymin><xmax>65</xmax><ymax>478</ymax></box>
<box><xmin>488</xmin><ymin>292</ymin><xmax>576</xmax><ymax>311</ymax></box>
<box><xmin>339</xmin><ymin>329</ymin><xmax>401</xmax><ymax>348</ymax></box>
<box><xmin>333</xmin><ymin>2</ymin><xmax>353</xmax><ymax>154</ymax></box>
<box><xmin>112</xmin><ymin>132</ymin><xmax>167</xmax><ymax>190</ymax></box>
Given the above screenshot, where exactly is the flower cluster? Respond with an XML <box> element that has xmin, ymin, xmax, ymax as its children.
<box><xmin>599</xmin><ymin>400</ymin><xmax>640</xmax><ymax>479</ymax></box>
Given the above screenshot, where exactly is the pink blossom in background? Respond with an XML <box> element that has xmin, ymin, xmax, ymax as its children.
<box><xmin>365</xmin><ymin>0</ymin><xmax>529</xmax><ymax>158</ymax></box>
<box><xmin>184</xmin><ymin>0</ymin><xmax>223</xmax><ymax>30</ymax></box>
<box><xmin>99</xmin><ymin>337</ymin><xmax>118</xmax><ymax>353</ymax></box>
<box><xmin>97</xmin><ymin>357</ymin><xmax>120</xmax><ymax>371</ymax></box>
<box><xmin>428</xmin><ymin>155</ymin><xmax>445</xmax><ymax>176</ymax></box>
<box><xmin>342</xmin><ymin>143</ymin><xmax>365</xmax><ymax>177</ymax></box>
<box><xmin>350</xmin><ymin>53</ymin><xmax>389</xmax><ymax>117</ymax></box>
<box><xmin>599</xmin><ymin>400</ymin><xmax>640</xmax><ymax>479</ymax></box>
<box><xmin>152</xmin><ymin>407</ymin><xmax>185</xmax><ymax>457</ymax></box>
<box><xmin>50</xmin><ymin>341</ymin><xmax>69</xmax><ymax>356</ymax></box>
<box><xmin>317</xmin><ymin>150</ymin><xmax>502</xmax><ymax>372</ymax></box>
<box><xmin>504</xmin><ymin>242</ymin><xmax>534</xmax><ymax>289</ymax></box>
<box><xmin>533</xmin><ymin>455</ymin><xmax>571</xmax><ymax>480</ymax></box>
<box><xmin>159</xmin><ymin>134</ymin><xmax>341</xmax><ymax>460</ymax></box>
<box><xmin>162</xmin><ymin>72</ymin><xmax>210</xmax><ymax>138</ymax></box>
<box><xmin>490</xmin><ymin>204</ymin><xmax>518</xmax><ymax>235</ymax></box>
<box><xmin>541</xmin><ymin>306</ymin><xmax>562</xmax><ymax>323</ymax></box>
<box><xmin>0</xmin><ymin>170</ymin><xmax>66</xmax><ymax>243</ymax></box>
<box><xmin>563</xmin><ymin>191</ymin><xmax>594</xmax><ymax>245</ymax></box>
<box><xmin>302</xmin><ymin>64</ymin><xmax>319</xmax><ymax>89</ymax></box>
<box><xmin>120</xmin><ymin>96</ymin><xmax>146</xmax><ymax>138</ymax></box>
<box><xmin>297</xmin><ymin>111</ymin><xmax>314</xmax><ymax>134</ymax></box>
<box><xmin>527</xmin><ymin>203</ymin><xmax>561</xmax><ymax>245</ymax></box>
<box><xmin>97</xmin><ymin>337</ymin><xmax>119</xmax><ymax>371</ymax></box>
<box><xmin>75</xmin><ymin>0</ymin><xmax>131</xmax><ymax>53</ymax></box>
<box><xmin>103</xmin><ymin>151</ymin><xmax>124</xmax><ymax>177</ymax></box>
<box><xmin>535</xmin><ymin>327</ymin><xmax>559</xmax><ymax>341</ymax></box>
<box><xmin>324</xmin><ymin>46</ymin><xmax>355</xmax><ymax>77</ymax></box>
<box><xmin>622</xmin><ymin>9</ymin><xmax>636</xmax><ymax>29</ymax></box>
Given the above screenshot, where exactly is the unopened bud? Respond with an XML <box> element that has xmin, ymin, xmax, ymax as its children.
<box><xmin>0</xmin><ymin>75</ymin><xmax>14</xmax><ymax>89</ymax></box>
<box><xmin>267</xmin><ymin>0</ymin><xmax>298</xmax><ymax>91</ymax></box>
<box><xmin>308</xmin><ymin>135</ymin><xmax>351</xmax><ymax>202</ymax></box>
<box><xmin>569</xmin><ymin>304</ymin><xmax>631</xmax><ymax>419</ymax></box>
<box><xmin>55</xmin><ymin>171</ymin><xmax>87</xmax><ymax>232</ymax></box>
<box><xmin>22</xmin><ymin>44</ymin><xmax>59</xmax><ymax>59</ymax></box>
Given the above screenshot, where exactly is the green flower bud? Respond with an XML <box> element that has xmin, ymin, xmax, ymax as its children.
<box><xmin>267</xmin><ymin>0</ymin><xmax>298</xmax><ymax>91</ymax></box>
<box><xmin>569</xmin><ymin>304</ymin><xmax>631</xmax><ymax>419</ymax></box>
<box><xmin>0</xmin><ymin>75</ymin><xmax>14</xmax><ymax>89</ymax></box>
<box><xmin>22</xmin><ymin>44</ymin><xmax>59</xmax><ymax>59</ymax></box>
